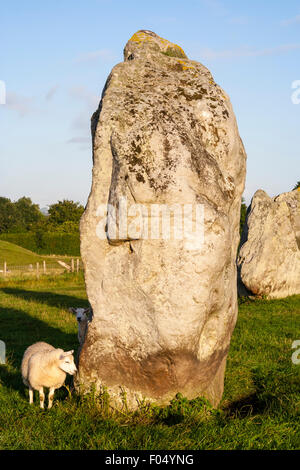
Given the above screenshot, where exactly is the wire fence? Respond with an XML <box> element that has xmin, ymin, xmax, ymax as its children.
<box><xmin>0</xmin><ymin>258</ymin><xmax>83</xmax><ymax>278</ymax></box>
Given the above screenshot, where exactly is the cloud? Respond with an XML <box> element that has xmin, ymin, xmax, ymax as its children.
<box><xmin>71</xmin><ymin>113</ymin><xmax>90</xmax><ymax>131</ymax></box>
<box><xmin>68</xmin><ymin>87</ymin><xmax>99</xmax><ymax>149</ymax></box>
<box><xmin>69</xmin><ymin>86</ymin><xmax>99</xmax><ymax>109</ymax></box>
<box><xmin>74</xmin><ymin>49</ymin><xmax>115</xmax><ymax>64</ymax></box>
<box><xmin>200</xmin><ymin>43</ymin><xmax>300</xmax><ymax>61</ymax></box>
<box><xmin>46</xmin><ymin>85</ymin><xmax>59</xmax><ymax>101</ymax></box>
<box><xmin>67</xmin><ymin>136</ymin><xmax>91</xmax><ymax>151</ymax></box>
<box><xmin>67</xmin><ymin>137</ymin><xmax>90</xmax><ymax>144</ymax></box>
<box><xmin>6</xmin><ymin>92</ymin><xmax>34</xmax><ymax>116</ymax></box>
<box><xmin>281</xmin><ymin>14</ymin><xmax>300</xmax><ymax>26</ymax></box>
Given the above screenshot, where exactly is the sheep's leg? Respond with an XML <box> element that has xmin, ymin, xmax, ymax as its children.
<box><xmin>39</xmin><ymin>387</ymin><xmax>45</xmax><ymax>409</ymax></box>
<box><xmin>29</xmin><ymin>386</ymin><xmax>34</xmax><ymax>405</ymax></box>
<box><xmin>48</xmin><ymin>387</ymin><xmax>55</xmax><ymax>409</ymax></box>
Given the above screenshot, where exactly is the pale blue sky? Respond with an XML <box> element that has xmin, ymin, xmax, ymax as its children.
<box><xmin>1</xmin><ymin>0</ymin><xmax>299</xmax><ymax>207</ymax></box>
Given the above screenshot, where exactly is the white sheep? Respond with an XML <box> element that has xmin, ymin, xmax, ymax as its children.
<box><xmin>69</xmin><ymin>307</ymin><xmax>92</xmax><ymax>344</ymax></box>
<box><xmin>21</xmin><ymin>342</ymin><xmax>77</xmax><ymax>409</ymax></box>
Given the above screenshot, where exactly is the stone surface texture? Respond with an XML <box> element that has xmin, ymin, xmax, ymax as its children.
<box><xmin>238</xmin><ymin>189</ymin><xmax>300</xmax><ymax>299</ymax></box>
<box><xmin>78</xmin><ymin>30</ymin><xmax>247</xmax><ymax>408</ymax></box>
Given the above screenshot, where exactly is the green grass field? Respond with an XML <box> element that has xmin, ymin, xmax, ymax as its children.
<box><xmin>0</xmin><ymin>241</ymin><xmax>81</xmax><ymax>281</ymax></box>
<box><xmin>0</xmin><ymin>240</ymin><xmax>80</xmax><ymax>266</ymax></box>
<box><xmin>0</xmin><ymin>240</ymin><xmax>44</xmax><ymax>266</ymax></box>
<box><xmin>0</xmin><ymin>273</ymin><xmax>299</xmax><ymax>450</ymax></box>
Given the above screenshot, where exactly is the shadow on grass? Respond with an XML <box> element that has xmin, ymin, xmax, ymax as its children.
<box><xmin>0</xmin><ymin>363</ymin><xmax>72</xmax><ymax>407</ymax></box>
<box><xmin>0</xmin><ymin>363</ymin><xmax>23</xmax><ymax>393</ymax></box>
<box><xmin>1</xmin><ymin>287</ymin><xmax>88</xmax><ymax>310</ymax></box>
<box><xmin>224</xmin><ymin>392</ymin><xmax>265</xmax><ymax>417</ymax></box>
<box><xmin>223</xmin><ymin>370</ymin><xmax>285</xmax><ymax>418</ymax></box>
<box><xmin>0</xmin><ymin>303</ymin><xmax>79</xmax><ymax>396</ymax></box>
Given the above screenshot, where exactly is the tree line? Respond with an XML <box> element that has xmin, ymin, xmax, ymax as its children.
<box><xmin>0</xmin><ymin>198</ymin><xmax>84</xmax><ymax>256</ymax></box>
<box><xmin>0</xmin><ymin>181</ymin><xmax>298</xmax><ymax>253</ymax></box>
<box><xmin>0</xmin><ymin>197</ymin><xmax>84</xmax><ymax>234</ymax></box>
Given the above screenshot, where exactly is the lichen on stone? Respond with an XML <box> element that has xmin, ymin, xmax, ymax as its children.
<box><xmin>162</xmin><ymin>46</ymin><xmax>187</xmax><ymax>59</ymax></box>
<box><xmin>124</xmin><ymin>30</ymin><xmax>188</xmax><ymax>61</ymax></box>
<box><xmin>79</xmin><ymin>29</ymin><xmax>247</xmax><ymax>410</ymax></box>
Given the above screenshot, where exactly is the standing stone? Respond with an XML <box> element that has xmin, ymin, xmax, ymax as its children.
<box><xmin>238</xmin><ymin>189</ymin><xmax>300</xmax><ymax>299</ymax></box>
<box><xmin>78</xmin><ymin>30</ymin><xmax>247</xmax><ymax>408</ymax></box>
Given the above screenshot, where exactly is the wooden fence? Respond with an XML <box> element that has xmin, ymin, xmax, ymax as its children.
<box><xmin>0</xmin><ymin>258</ymin><xmax>83</xmax><ymax>278</ymax></box>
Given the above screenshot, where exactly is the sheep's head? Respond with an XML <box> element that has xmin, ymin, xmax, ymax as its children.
<box><xmin>69</xmin><ymin>307</ymin><xmax>92</xmax><ymax>324</ymax></box>
<box><xmin>58</xmin><ymin>350</ymin><xmax>77</xmax><ymax>375</ymax></box>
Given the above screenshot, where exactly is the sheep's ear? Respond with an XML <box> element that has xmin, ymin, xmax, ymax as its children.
<box><xmin>64</xmin><ymin>350</ymin><xmax>74</xmax><ymax>356</ymax></box>
<box><xmin>69</xmin><ymin>308</ymin><xmax>76</xmax><ymax>314</ymax></box>
<box><xmin>60</xmin><ymin>350</ymin><xmax>74</xmax><ymax>359</ymax></box>
<box><xmin>85</xmin><ymin>307</ymin><xmax>93</xmax><ymax>320</ymax></box>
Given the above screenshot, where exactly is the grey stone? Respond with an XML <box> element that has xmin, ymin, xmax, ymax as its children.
<box><xmin>238</xmin><ymin>189</ymin><xmax>300</xmax><ymax>299</ymax></box>
<box><xmin>77</xmin><ymin>30</ymin><xmax>247</xmax><ymax>408</ymax></box>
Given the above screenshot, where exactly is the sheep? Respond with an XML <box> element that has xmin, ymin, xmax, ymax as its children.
<box><xmin>21</xmin><ymin>342</ymin><xmax>77</xmax><ymax>409</ymax></box>
<box><xmin>69</xmin><ymin>307</ymin><xmax>93</xmax><ymax>344</ymax></box>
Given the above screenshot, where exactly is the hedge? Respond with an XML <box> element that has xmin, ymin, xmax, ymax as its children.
<box><xmin>0</xmin><ymin>232</ymin><xmax>80</xmax><ymax>256</ymax></box>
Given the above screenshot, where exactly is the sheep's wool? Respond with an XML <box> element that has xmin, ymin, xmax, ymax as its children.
<box><xmin>78</xmin><ymin>31</ymin><xmax>247</xmax><ymax>409</ymax></box>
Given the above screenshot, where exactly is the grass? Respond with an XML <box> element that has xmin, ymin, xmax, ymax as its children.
<box><xmin>0</xmin><ymin>273</ymin><xmax>299</xmax><ymax>450</ymax></box>
<box><xmin>0</xmin><ymin>241</ymin><xmax>81</xmax><ymax>280</ymax></box>
<box><xmin>0</xmin><ymin>240</ymin><xmax>44</xmax><ymax>266</ymax></box>
<box><xmin>0</xmin><ymin>240</ymin><xmax>80</xmax><ymax>267</ymax></box>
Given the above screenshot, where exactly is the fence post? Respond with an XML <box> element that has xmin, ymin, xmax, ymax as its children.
<box><xmin>4</xmin><ymin>261</ymin><xmax>7</xmax><ymax>277</ymax></box>
<box><xmin>76</xmin><ymin>259</ymin><xmax>79</xmax><ymax>273</ymax></box>
<box><xmin>36</xmin><ymin>262</ymin><xmax>39</xmax><ymax>279</ymax></box>
<box><xmin>43</xmin><ymin>260</ymin><xmax>46</xmax><ymax>274</ymax></box>
<box><xmin>71</xmin><ymin>258</ymin><xmax>74</xmax><ymax>273</ymax></box>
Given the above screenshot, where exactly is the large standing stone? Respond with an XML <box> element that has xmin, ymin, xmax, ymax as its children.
<box><xmin>238</xmin><ymin>189</ymin><xmax>300</xmax><ymax>299</ymax></box>
<box><xmin>78</xmin><ymin>30</ymin><xmax>247</xmax><ymax>408</ymax></box>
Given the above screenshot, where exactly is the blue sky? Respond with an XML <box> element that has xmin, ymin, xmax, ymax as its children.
<box><xmin>1</xmin><ymin>0</ymin><xmax>299</xmax><ymax>207</ymax></box>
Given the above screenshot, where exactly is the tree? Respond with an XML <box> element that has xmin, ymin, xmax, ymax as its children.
<box><xmin>293</xmin><ymin>181</ymin><xmax>300</xmax><ymax>190</ymax></box>
<box><xmin>47</xmin><ymin>200</ymin><xmax>84</xmax><ymax>228</ymax></box>
<box><xmin>14</xmin><ymin>197</ymin><xmax>44</xmax><ymax>231</ymax></box>
<box><xmin>240</xmin><ymin>197</ymin><xmax>247</xmax><ymax>235</ymax></box>
<box><xmin>0</xmin><ymin>197</ymin><xmax>18</xmax><ymax>233</ymax></box>
<box><xmin>0</xmin><ymin>196</ymin><xmax>44</xmax><ymax>233</ymax></box>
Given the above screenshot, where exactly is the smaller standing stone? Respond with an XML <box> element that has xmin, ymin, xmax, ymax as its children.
<box><xmin>238</xmin><ymin>189</ymin><xmax>300</xmax><ymax>299</ymax></box>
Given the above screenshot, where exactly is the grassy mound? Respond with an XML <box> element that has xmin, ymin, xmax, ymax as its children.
<box><xmin>0</xmin><ymin>241</ymin><xmax>43</xmax><ymax>266</ymax></box>
<box><xmin>0</xmin><ymin>232</ymin><xmax>80</xmax><ymax>256</ymax></box>
<box><xmin>0</xmin><ymin>241</ymin><xmax>80</xmax><ymax>277</ymax></box>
